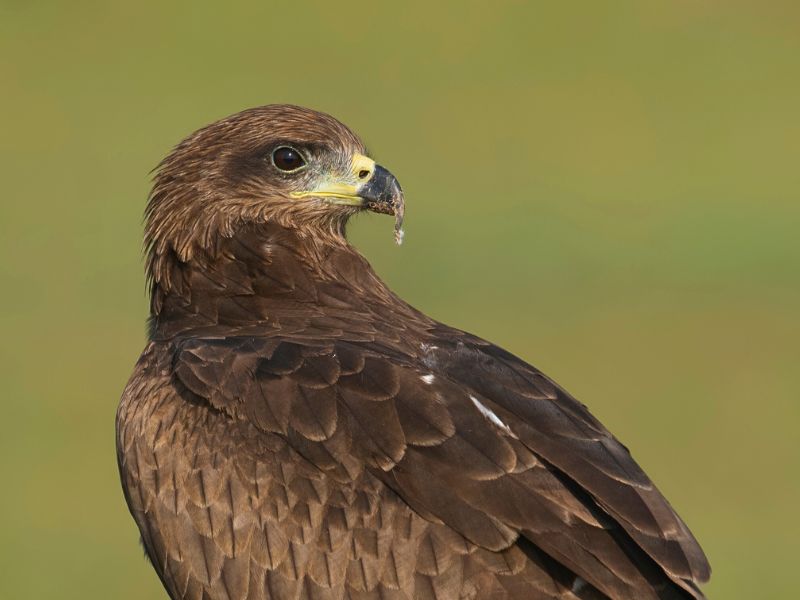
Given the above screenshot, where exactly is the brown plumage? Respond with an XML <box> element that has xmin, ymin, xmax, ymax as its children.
<box><xmin>117</xmin><ymin>104</ymin><xmax>710</xmax><ymax>600</ymax></box>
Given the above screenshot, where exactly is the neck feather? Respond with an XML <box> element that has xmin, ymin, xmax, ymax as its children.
<box><xmin>146</xmin><ymin>222</ymin><xmax>395</xmax><ymax>340</ymax></box>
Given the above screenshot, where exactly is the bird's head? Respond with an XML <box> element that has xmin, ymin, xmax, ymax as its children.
<box><xmin>144</xmin><ymin>104</ymin><xmax>403</xmax><ymax>285</ymax></box>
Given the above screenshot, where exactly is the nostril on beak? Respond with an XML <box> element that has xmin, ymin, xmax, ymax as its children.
<box><xmin>358</xmin><ymin>169</ymin><xmax>371</xmax><ymax>180</ymax></box>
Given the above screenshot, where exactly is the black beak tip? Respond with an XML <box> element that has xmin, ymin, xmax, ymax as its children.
<box><xmin>362</xmin><ymin>165</ymin><xmax>403</xmax><ymax>216</ymax></box>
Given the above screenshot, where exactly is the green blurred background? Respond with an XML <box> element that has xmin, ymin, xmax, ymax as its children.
<box><xmin>1</xmin><ymin>1</ymin><xmax>798</xmax><ymax>598</ymax></box>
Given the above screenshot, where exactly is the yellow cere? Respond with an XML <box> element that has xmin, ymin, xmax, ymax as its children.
<box><xmin>289</xmin><ymin>154</ymin><xmax>376</xmax><ymax>205</ymax></box>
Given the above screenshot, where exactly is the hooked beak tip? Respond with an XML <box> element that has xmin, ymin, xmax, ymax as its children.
<box><xmin>360</xmin><ymin>164</ymin><xmax>403</xmax><ymax>217</ymax></box>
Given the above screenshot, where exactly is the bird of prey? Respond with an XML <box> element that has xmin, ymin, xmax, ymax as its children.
<box><xmin>117</xmin><ymin>104</ymin><xmax>710</xmax><ymax>600</ymax></box>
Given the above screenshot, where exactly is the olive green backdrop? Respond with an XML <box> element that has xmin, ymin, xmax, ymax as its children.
<box><xmin>1</xmin><ymin>1</ymin><xmax>798</xmax><ymax>598</ymax></box>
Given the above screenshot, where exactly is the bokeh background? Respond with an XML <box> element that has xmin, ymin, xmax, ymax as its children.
<box><xmin>2</xmin><ymin>1</ymin><xmax>798</xmax><ymax>598</ymax></box>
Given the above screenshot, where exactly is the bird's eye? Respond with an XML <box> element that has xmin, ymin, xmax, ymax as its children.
<box><xmin>272</xmin><ymin>146</ymin><xmax>306</xmax><ymax>172</ymax></box>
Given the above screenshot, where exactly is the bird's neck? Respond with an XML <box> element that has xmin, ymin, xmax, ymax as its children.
<box><xmin>147</xmin><ymin>222</ymin><xmax>401</xmax><ymax>341</ymax></box>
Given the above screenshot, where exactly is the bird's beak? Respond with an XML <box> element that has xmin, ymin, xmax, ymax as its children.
<box><xmin>358</xmin><ymin>163</ymin><xmax>404</xmax><ymax>216</ymax></box>
<box><xmin>290</xmin><ymin>154</ymin><xmax>404</xmax><ymax>217</ymax></box>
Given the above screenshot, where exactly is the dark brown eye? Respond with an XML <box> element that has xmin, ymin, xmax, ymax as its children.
<box><xmin>271</xmin><ymin>146</ymin><xmax>306</xmax><ymax>172</ymax></box>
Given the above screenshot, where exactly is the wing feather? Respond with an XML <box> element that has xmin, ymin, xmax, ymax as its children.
<box><xmin>170</xmin><ymin>333</ymin><xmax>708</xmax><ymax>599</ymax></box>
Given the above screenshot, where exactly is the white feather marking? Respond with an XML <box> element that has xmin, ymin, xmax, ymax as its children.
<box><xmin>419</xmin><ymin>343</ymin><xmax>440</xmax><ymax>368</ymax></box>
<box><xmin>420</xmin><ymin>374</ymin><xmax>435</xmax><ymax>385</ymax></box>
<box><xmin>469</xmin><ymin>395</ymin><xmax>517</xmax><ymax>438</ymax></box>
<box><xmin>572</xmin><ymin>577</ymin><xmax>588</xmax><ymax>593</ymax></box>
